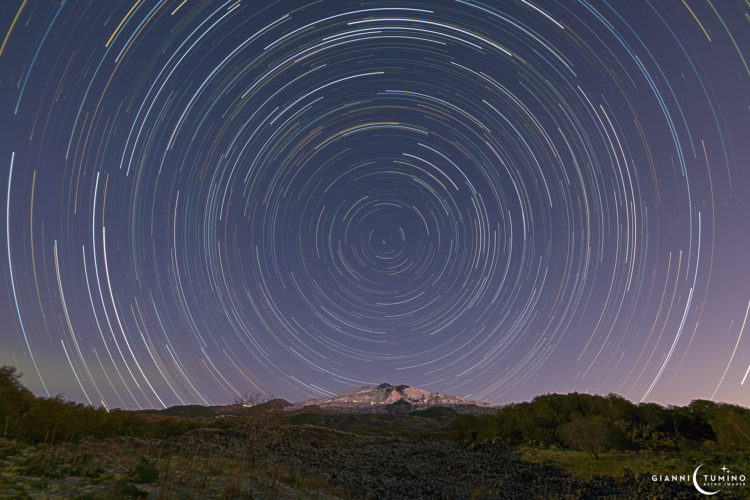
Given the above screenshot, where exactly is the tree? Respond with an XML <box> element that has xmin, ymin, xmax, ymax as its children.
<box><xmin>234</xmin><ymin>392</ymin><xmax>274</xmax><ymax>469</ymax></box>
<box><xmin>704</xmin><ymin>405</ymin><xmax>750</xmax><ymax>450</ymax></box>
<box><xmin>560</xmin><ymin>416</ymin><xmax>620</xmax><ymax>459</ymax></box>
<box><xmin>0</xmin><ymin>366</ymin><xmax>35</xmax><ymax>438</ymax></box>
<box><xmin>449</xmin><ymin>414</ymin><xmax>479</xmax><ymax>440</ymax></box>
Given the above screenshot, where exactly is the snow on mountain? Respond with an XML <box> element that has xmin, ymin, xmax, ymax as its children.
<box><xmin>288</xmin><ymin>383</ymin><xmax>495</xmax><ymax>414</ymax></box>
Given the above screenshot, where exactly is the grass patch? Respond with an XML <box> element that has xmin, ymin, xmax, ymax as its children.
<box><xmin>16</xmin><ymin>448</ymin><xmax>103</xmax><ymax>479</ymax></box>
<box><xmin>0</xmin><ymin>439</ymin><xmax>25</xmax><ymax>459</ymax></box>
<box><xmin>519</xmin><ymin>446</ymin><xmax>750</xmax><ymax>481</ymax></box>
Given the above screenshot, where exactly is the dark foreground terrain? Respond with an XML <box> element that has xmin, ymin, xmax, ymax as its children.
<box><xmin>2</xmin><ymin>366</ymin><xmax>747</xmax><ymax>498</ymax></box>
<box><xmin>1</xmin><ymin>425</ymin><xmax>703</xmax><ymax>499</ymax></box>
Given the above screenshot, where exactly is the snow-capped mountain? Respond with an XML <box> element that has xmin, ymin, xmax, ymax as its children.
<box><xmin>288</xmin><ymin>383</ymin><xmax>496</xmax><ymax>414</ymax></box>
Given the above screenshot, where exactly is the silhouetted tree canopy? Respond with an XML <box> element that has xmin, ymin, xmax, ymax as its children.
<box><xmin>449</xmin><ymin>391</ymin><xmax>747</xmax><ymax>454</ymax></box>
<box><xmin>0</xmin><ymin>365</ymin><xmax>202</xmax><ymax>443</ymax></box>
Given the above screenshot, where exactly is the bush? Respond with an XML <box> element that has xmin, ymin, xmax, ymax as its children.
<box><xmin>560</xmin><ymin>416</ymin><xmax>624</xmax><ymax>459</ymax></box>
<box><xmin>128</xmin><ymin>456</ymin><xmax>159</xmax><ymax>483</ymax></box>
<box><xmin>289</xmin><ymin>413</ymin><xmax>326</xmax><ymax>426</ymax></box>
<box><xmin>115</xmin><ymin>477</ymin><xmax>147</xmax><ymax>497</ymax></box>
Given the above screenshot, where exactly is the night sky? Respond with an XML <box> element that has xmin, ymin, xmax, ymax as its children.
<box><xmin>2</xmin><ymin>0</ymin><xmax>749</xmax><ymax>410</ymax></box>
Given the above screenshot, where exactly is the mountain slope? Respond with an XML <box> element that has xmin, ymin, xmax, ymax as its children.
<box><xmin>288</xmin><ymin>383</ymin><xmax>496</xmax><ymax>414</ymax></box>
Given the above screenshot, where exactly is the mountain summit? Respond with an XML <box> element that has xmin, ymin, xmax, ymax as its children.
<box><xmin>288</xmin><ymin>383</ymin><xmax>496</xmax><ymax>414</ymax></box>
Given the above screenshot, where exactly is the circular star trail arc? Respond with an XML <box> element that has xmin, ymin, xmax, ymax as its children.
<box><xmin>2</xmin><ymin>1</ymin><xmax>749</xmax><ymax>409</ymax></box>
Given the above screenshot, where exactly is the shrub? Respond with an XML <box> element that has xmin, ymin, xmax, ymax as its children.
<box><xmin>560</xmin><ymin>416</ymin><xmax>624</xmax><ymax>459</ymax></box>
<box><xmin>128</xmin><ymin>456</ymin><xmax>159</xmax><ymax>483</ymax></box>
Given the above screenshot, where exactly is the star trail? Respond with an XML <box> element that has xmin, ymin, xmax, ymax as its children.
<box><xmin>2</xmin><ymin>0</ymin><xmax>749</xmax><ymax>410</ymax></box>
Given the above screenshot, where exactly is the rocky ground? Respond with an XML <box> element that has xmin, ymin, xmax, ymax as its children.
<box><xmin>174</xmin><ymin>425</ymin><xmax>704</xmax><ymax>499</ymax></box>
<box><xmin>0</xmin><ymin>426</ymin><xmax>709</xmax><ymax>499</ymax></box>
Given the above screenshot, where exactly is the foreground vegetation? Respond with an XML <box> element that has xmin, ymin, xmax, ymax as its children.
<box><xmin>1</xmin><ymin>366</ymin><xmax>747</xmax><ymax>498</ymax></box>
<box><xmin>0</xmin><ymin>367</ymin><xmax>204</xmax><ymax>443</ymax></box>
<box><xmin>518</xmin><ymin>447</ymin><xmax>747</xmax><ymax>482</ymax></box>
<box><xmin>449</xmin><ymin>392</ymin><xmax>750</xmax><ymax>454</ymax></box>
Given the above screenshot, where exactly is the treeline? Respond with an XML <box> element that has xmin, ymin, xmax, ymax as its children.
<box><xmin>450</xmin><ymin>392</ymin><xmax>750</xmax><ymax>457</ymax></box>
<box><xmin>0</xmin><ymin>366</ymin><xmax>203</xmax><ymax>443</ymax></box>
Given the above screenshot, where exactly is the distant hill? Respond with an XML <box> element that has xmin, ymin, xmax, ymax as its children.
<box><xmin>139</xmin><ymin>398</ymin><xmax>292</xmax><ymax>418</ymax></box>
<box><xmin>139</xmin><ymin>404</ymin><xmax>217</xmax><ymax>419</ymax></box>
<box><xmin>287</xmin><ymin>383</ymin><xmax>497</xmax><ymax>415</ymax></box>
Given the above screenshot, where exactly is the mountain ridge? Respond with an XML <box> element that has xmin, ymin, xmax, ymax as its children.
<box><xmin>287</xmin><ymin>382</ymin><xmax>497</xmax><ymax>415</ymax></box>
